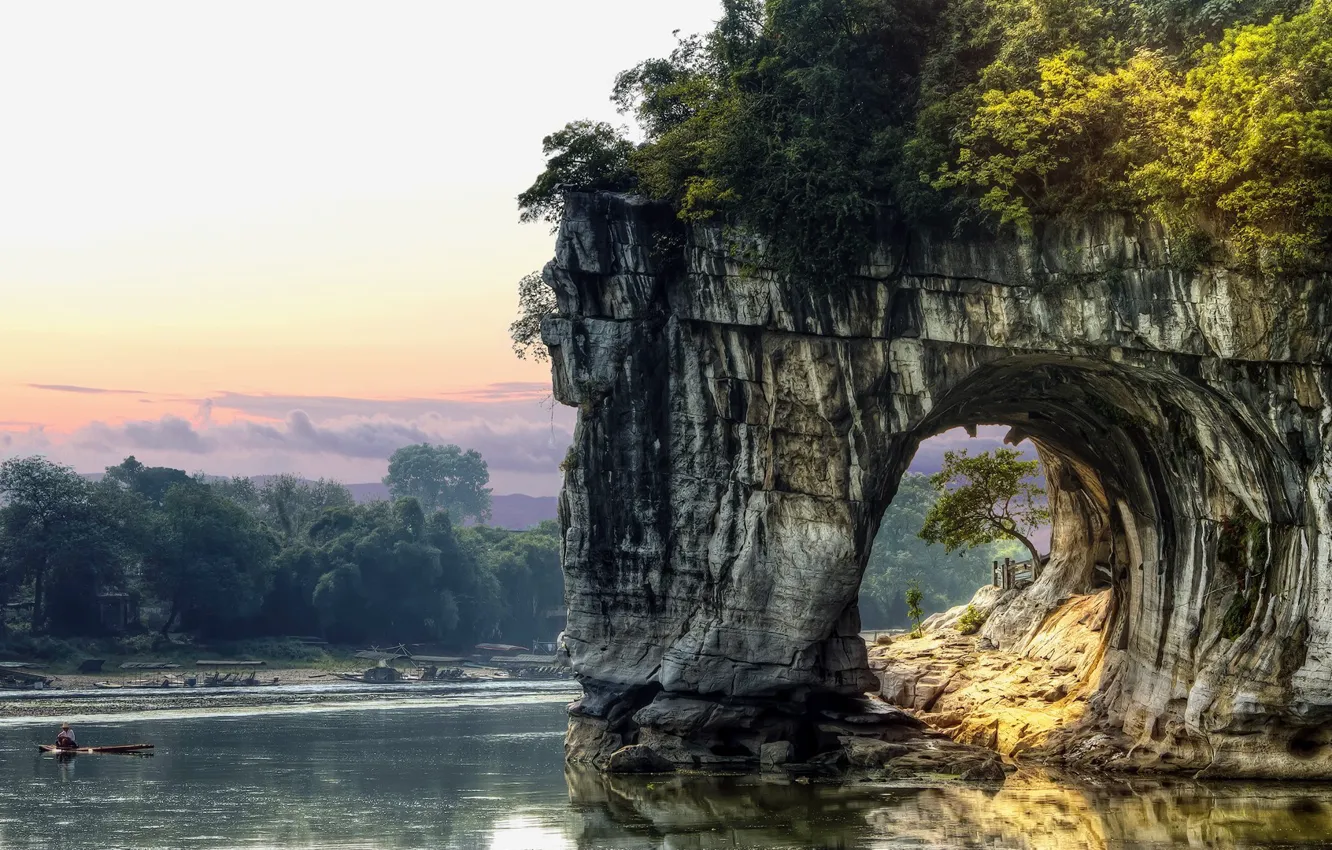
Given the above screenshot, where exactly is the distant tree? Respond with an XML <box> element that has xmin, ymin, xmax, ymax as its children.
<box><xmin>510</xmin><ymin>270</ymin><xmax>557</xmax><ymax>362</ymax></box>
<box><xmin>0</xmin><ymin>457</ymin><xmax>137</xmax><ymax>634</ymax></box>
<box><xmin>905</xmin><ymin>582</ymin><xmax>925</xmax><ymax>639</ymax></box>
<box><xmin>258</xmin><ymin>474</ymin><xmax>354</xmax><ymax>542</ymax></box>
<box><xmin>306</xmin><ymin>499</ymin><xmax>471</xmax><ymax>643</ymax></box>
<box><xmin>462</xmin><ymin>520</ymin><xmax>563</xmax><ymax>645</ymax></box>
<box><xmin>383</xmin><ymin>444</ymin><xmax>492</xmax><ymax>523</ymax></box>
<box><xmin>921</xmin><ymin>449</ymin><xmax>1049</xmax><ymax>569</ymax></box>
<box><xmin>517</xmin><ymin>120</ymin><xmax>636</xmax><ymax>227</ymax></box>
<box><xmin>144</xmin><ymin>481</ymin><xmax>276</xmax><ymax>637</ymax></box>
<box><xmin>103</xmin><ymin>456</ymin><xmax>190</xmax><ymax>506</ymax></box>
<box><xmin>257</xmin><ymin>543</ymin><xmax>323</xmax><ymax>637</ymax></box>
<box><xmin>210</xmin><ymin>476</ymin><xmax>262</xmax><ymax>513</ymax></box>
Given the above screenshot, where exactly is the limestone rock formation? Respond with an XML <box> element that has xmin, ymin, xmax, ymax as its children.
<box><xmin>872</xmin><ymin>591</ymin><xmax>1111</xmax><ymax>759</ymax></box>
<box><xmin>544</xmin><ymin>190</ymin><xmax>1332</xmax><ymax>776</ymax></box>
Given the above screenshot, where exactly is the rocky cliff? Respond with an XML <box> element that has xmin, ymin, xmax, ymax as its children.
<box><xmin>543</xmin><ymin>191</ymin><xmax>1332</xmax><ymax>776</ymax></box>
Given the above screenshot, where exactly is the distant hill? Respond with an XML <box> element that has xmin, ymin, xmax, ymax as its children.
<box><xmin>476</xmin><ymin>493</ymin><xmax>559</xmax><ymax>530</ymax></box>
<box><xmin>344</xmin><ymin>484</ymin><xmax>557</xmax><ymax>530</ymax></box>
<box><xmin>344</xmin><ymin>481</ymin><xmax>389</xmax><ymax>502</ymax></box>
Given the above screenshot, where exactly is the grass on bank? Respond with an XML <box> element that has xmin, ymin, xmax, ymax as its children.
<box><xmin>0</xmin><ymin>632</ymin><xmax>361</xmax><ymax>675</ymax></box>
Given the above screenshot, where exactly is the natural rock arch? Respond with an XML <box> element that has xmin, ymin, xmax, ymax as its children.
<box><xmin>544</xmin><ymin>192</ymin><xmax>1332</xmax><ymax>776</ymax></box>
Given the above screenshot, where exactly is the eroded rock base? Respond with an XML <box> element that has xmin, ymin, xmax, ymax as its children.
<box><xmin>873</xmin><ymin>591</ymin><xmax>1112</xmax><ymax>759</ymax></box>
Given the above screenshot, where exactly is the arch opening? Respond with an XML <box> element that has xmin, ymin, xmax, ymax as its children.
<box><xmin>855</xmin><ymin>354</ymin><xmax>1302</xmax><ymax>762</ymax></box>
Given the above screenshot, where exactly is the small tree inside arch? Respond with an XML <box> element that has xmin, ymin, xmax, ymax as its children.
<box><xmin>920</xmin><ymin>448</ymin><xmax>1049</xmax><ymax>569</ymax></box>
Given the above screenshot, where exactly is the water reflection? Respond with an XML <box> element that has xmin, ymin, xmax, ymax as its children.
<box><xmin>566</xmin><ymin>767</ymin><xmax>1332</xmax><ymax>849</ymax></box>
<box><xmin>2</xmin><ymin>689</ymin><xmax>1332</xmax><ymax>849</ymax></box>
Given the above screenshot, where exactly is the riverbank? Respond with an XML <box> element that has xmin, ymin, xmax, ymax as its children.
<box><xmin>0</xmin><ymin>678</ymin><xmax>582</xmax><ymax>722</ymax></box>
<box><xmin>2</xmin><ymin>660</ymin><xmax>560</xmax><ymax>719</ymax></box>
<box><xmin>29</xmin><ymin>666</ymin><xmax>340</xmax><ymax>693</ymax></box>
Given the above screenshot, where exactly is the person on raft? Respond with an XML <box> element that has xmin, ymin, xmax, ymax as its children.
<box><xmin>55</xmin><ymin>723</ymin><xmax>77</xmax><ymax>749</ymax></box>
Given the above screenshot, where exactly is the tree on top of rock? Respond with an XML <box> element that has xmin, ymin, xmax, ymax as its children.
<box><xmin>920</xmin><ymin>448</ymin><xmax>1049</xmax><ymax>569</ymax></box>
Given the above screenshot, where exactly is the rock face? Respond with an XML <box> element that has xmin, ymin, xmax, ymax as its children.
<box><xmin>543</xmin><ymin>191</ymin><xmax>1332</xmax><ymax>776</ymax></box>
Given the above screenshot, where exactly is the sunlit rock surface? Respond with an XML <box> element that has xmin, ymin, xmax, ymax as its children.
<box><xmin>874</xmin><ymin>591</ymin><xmax>1111</xmax><ymax>759</ymax></box>
<box><xmin>544</xmin><ymin>191</ymin><xmax>1332</xmax><ymax>776</ymax></box>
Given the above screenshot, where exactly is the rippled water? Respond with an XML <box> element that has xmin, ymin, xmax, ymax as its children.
<box><xmin>3</xmin><ymin>683</ymin><xmax>1332</xmax><ymax>849</ymax></box>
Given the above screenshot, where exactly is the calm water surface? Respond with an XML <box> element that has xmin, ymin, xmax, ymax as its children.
<box><xmin>3</xmin><ymin>682</ymin><xmax>1332</xmax><ymax>849</ymax></box>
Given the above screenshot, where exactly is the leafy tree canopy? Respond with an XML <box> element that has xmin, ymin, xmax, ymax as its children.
<box><xmin>145</xmin><ymin>480</ymin><xmax>277</xmax><ymax>636</ymax></box>
<box><xmin>383</xmin><ymin>444</ymin><xmax>492</xmax><ymax>523</ymax></box>
<box><xmin>509</xmin><ymin>270</ymin><xmax>557</xmax><ymax>362</ymax></box>
<box><xmin>517</xmin><ymin>120</ymin><xmax>636</xmax><ymax>228</ymax></box>
<box><xmin>0</xmin><ymin>457</ymin><xmax>140</xmax><ymax>635</ymax></box>
<box><xmin>523</xmin><ymin>0</ymin><xmax>1332</xmax><ymax>278</ymax></box>
<box><xmin>0</xmin><ymin>454</ymin><xmax>561</xmax><ymax>650</ymax></box>
<box><xmin>104</xmin><ymin>456</ymin><xmax>191</xmax><ymax>506</ymax></box>
<box><xmin>921</xmin><ymin>448</ymin><xmax>1050</xmax><ymax>569</ymax></box>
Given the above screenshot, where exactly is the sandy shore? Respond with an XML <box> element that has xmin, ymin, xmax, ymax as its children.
<box><xmin>47</xmin><ymin>667</ymin><xmax>338</xmax><ymax>691</ymax></box>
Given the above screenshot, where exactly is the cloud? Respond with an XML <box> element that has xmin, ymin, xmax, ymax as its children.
<box><xmin>909</xmin><ymin>426</ymin><xmax>1038</xmax><ymax>475</ymax></box>
<box><xmin>28</xmin><ymin>383</ymin><xmax>145</xmax><ymax>395</ymax></box>
<box><xmin>2</xmin><ymin>396</ymin><xmax>1044</xmax><ymax>501</ymax></box>
<box><xmin>205</xmin><ymin>388</ymin><xmax>560</xmax><ymax>421</ymax></box>
<box><xmin>236</xmin><ymin>411</ymin><xmax>435</xmax><ymax>459</ymax></box>
<box><xmin>60</xmin><ymin>409</ymin><xmax>572</xmax><ymax>474</ymax></box>
<box><xmin>78</xmin><ymin>415</ymin><xmax>216</xmax><ymax>454</ymax></box>
<box><xmin>446</xmin><ymin>382</ymin><xmax>555</xmax><ymax>401</ymax></box>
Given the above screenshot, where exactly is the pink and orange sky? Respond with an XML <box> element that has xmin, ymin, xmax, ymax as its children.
<box><xmin>0</xmin><ymin>0</ymin><xmax>730</xmax><ymax>494</ymax></box>
<box><xmin>0</xmin><ymin>1</ymin><xmax>1022</xmax><ymax>497</ymax></box>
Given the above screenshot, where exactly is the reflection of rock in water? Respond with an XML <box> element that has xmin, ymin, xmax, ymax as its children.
<box><xmin>565</xmin><ymin>766</ymin><xmax>1332</xmax><ymax>849</ymax></box>
<box><xmin>873</xmin><ymin>774</ymin><xmax>1332</xmax><ymax>849</ymax></box>
<box><xmin>566</xmin><ymin>763</ymin><xmax>909</xmax><ymax>849</ymax></box>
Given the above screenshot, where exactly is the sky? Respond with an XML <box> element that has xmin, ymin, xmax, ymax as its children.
<box><xmin>0</xmin><ymin>1</ymin><xmax>1022</xmax><ymax>497</ymax></box>
<box><xmin>0</xmin><ymin>0</ymin><xmax>731</xmax><ymax>494</ymax></box>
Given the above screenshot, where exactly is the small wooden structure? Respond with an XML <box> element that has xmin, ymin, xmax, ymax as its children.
<box><xmin>196</xmin><ymin>660</ymin><xmax>269</xmax><ymax>687</ymax></box>
<box><xmin>993</xmin><ymin>553</ymin><xmax>1050</xmax><ymax>589</ymax></box>
<box><xmin>0</xmin><ymin>667</ymin><xmax>54</xmax><ymax>690</ymax></box>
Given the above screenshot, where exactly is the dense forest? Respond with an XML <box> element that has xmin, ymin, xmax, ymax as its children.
<box><xmin>521</xmin><ymin>0</ymin><xmax>1331</xmax><ymax>281</ymax></box>
<box><xmin>0</xmin><ymin>449</ymin><xmax>563</xmax><ymax>651</ymax></box>
<box><xmin>0</xmin><ymin>452</ymin><xmax>1013</xmax><ymax>648</ymax></box>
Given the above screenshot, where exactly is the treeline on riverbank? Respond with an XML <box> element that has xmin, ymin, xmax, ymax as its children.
<box><xmin>0</xmin><ymin>454</ymin><xmax>563</xmax><ymax>652</ymax></box>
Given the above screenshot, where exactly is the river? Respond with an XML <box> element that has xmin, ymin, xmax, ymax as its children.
<box><xmin>2</xmin><ymin>681</ymin><xmax>1332</xmax><ymax>849</ymax></box>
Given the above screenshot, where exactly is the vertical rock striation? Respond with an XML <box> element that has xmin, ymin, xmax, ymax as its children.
<box><xmin>543</xmin><ymin>191</ymin><xmax>1332</xmax><ymax>776</ymax></box>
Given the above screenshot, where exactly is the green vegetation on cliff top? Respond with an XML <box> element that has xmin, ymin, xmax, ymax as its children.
<box><xmin>523</xmin><ymin>0</ymin><xmax>1332</xmax><ymax>279</ymax></box>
